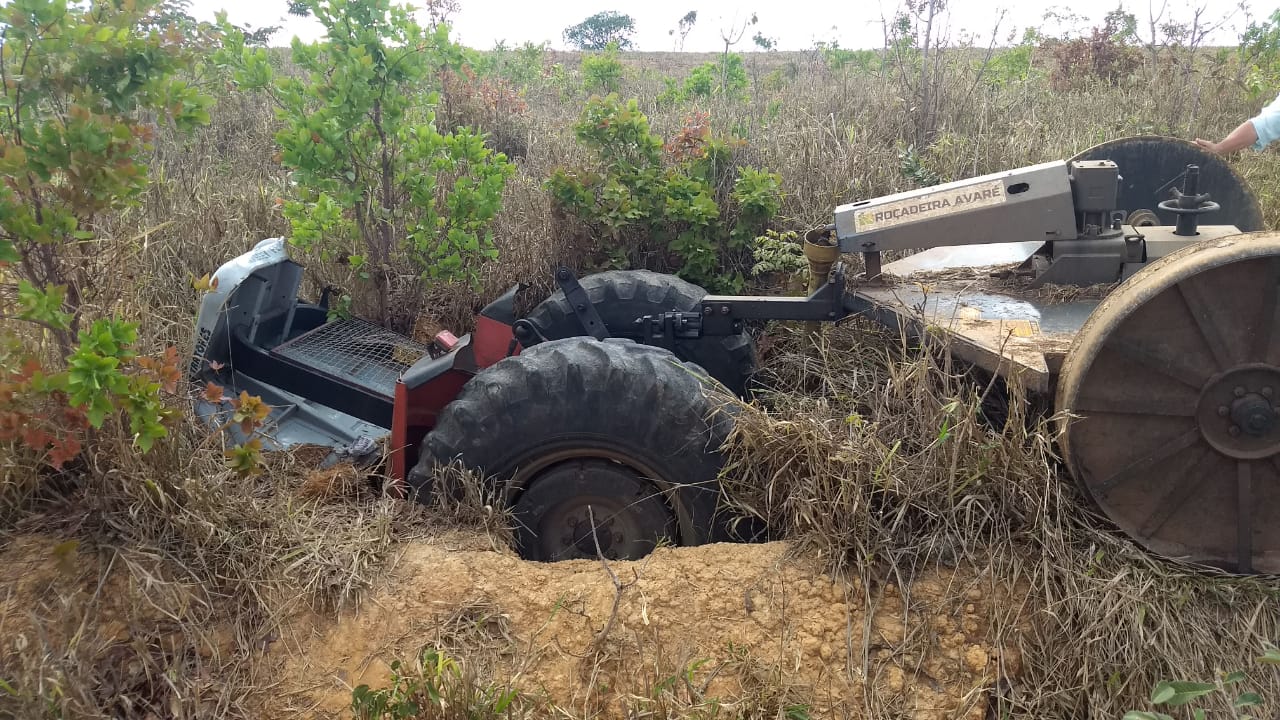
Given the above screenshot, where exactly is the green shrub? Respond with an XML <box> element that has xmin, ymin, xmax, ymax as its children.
<box><xmin>684</xmin><ymin>54</ymin><xmax>749</xmax><ymax>100</ymax></box>
<box><xmin>0</xmin><ymin>0</ymin><xmax>215</xmax><ymax>472</ymax></box>
<box><xmin>217</xmin><ymin>0</ymin><xmax>515</xmax><ymax>329</ymax></box>
<box><xmin>983</xmin><ymin>30</ymin><xmax>1042</xmax><ymax>86</ymax></box>
<box><xmin>751</xmin><ymin>230</ymin><xmax>807</xmax><ymax>283</ymax></box>
<box><xmin>818</xmin><ymin>42</ymin><xmax>881</xmax><ymax>74</ymax></box>
<box><xmin>1123</xmin><ymin>646</ymin><xmax>1280</xmax><ymax>720</ymax></box>
<box><xmin>547</xmin><ymin>96</ymin><xmax>782</xmax><ymax>292</ymax></box>
<box><xmin>1241</xmin><ymin>9</ymin><xmax>1280</xmax><ymax>103</ymax></box>
<box><xmin>464</xmin><ymin>40</ymin><xmax>547</xmax><ymax>88</ymax></box>
<box><xmin>582</xmin><ymin>42</ymin><xmax>625</xmax><ymax>93</ymax></box>
<box><xmin>350</xmin><ymin>647</ymin><xmax>526</xmax><ymax>719</ymax></box>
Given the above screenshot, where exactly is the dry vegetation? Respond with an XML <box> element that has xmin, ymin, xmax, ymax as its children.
<box><xmin>5</xmin><ymin>24</ymin><xmax>1280</xmax><ymax>720</ymax></box>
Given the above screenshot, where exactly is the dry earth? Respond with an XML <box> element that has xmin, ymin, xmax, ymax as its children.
<box><xmin>261</xmin><ymin>537</ymin><xmax>1029</xmax><ymax>719</ymax></box>
<box><xmin>0</xmin><ymin>529</ymin><xmax>1030</xmax><ymax>720</ymax></box>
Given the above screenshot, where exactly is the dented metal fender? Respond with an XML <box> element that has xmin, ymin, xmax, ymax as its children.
<box><xmin>189</xmin><ymin>237</ymin><xmax>292</xmax><ymax>381</ymax></box>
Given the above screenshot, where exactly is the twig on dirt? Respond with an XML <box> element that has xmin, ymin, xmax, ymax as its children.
<box><xmin>587</xmin><ymin>506</ymin><xmax>636</xmax><ymax>655</ymax></box>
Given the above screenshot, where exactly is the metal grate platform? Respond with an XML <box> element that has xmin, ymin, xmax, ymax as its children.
<box><xmin>271</xmin><ymin>317</ymin><xmax>431</xmax><ymax>398</ymax></box>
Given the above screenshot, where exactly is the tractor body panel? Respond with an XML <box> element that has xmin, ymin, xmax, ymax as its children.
<box><xmin>191</xmin><ymin>238</ymin><xmax>517</xmax><ymax>475</ymax></box>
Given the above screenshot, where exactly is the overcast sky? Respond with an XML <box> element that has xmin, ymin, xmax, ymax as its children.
<box><xmin>191</xmin><ymin>0</ymin><xmax>1264</xmax><ymax>51</ymax></box>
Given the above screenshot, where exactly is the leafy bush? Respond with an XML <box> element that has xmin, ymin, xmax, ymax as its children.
<box><xmin>1046</xmin><ymin>15</ymin><xmax>1141</xmax><ymax>91</ymax></box>
<box><xmin>897</xmin><ymin>144</ymin><xmax>942</xmax><ymax>188</ymax></box>
<box><xmin>1240</xmin><ymin>9</ymin><xmax>1280</xmax><ymax>102</ymax></box>
<box><xmin>350</xmin><ymin>647</ymin><xmax>526</xmax><ymax>719</ymax></box>
<box><xmin>0</xmin><ymin>0</ymin><xmax>215</xmax><ymax>473</ymax></box>
<box><xmin>655</xmin><ymin>54</ymin><xmax>751</xmax><ymax>106</ymax></box>
<box><xmin>673</xmin><ymin>54</ymin><xmax>750</xmax><ymax>102</ymax></box>
<box><xmin>547</xmin><ymin>96</ymin><xmax>782</xmax><ymax>292</ymax></box>
<box><xmin>1123</xmin><ymin>646</ymin><xmax>1280</xmax><ymax>720</ymax></box>
<box><xmin>217</xmin><ymin>0</ymin><xmax>515</xmax><ymax>330</ymax></box>
<box><xmin>464</xmin><ymin>41</ymin><xmax>547</xmax><ymax>88</ymax></box>
<box><xmin>582</xmin><ymin>42</ymin><xmax>625</xmax><ymax>93</ymax></box>
<box><xmin>0</xmin><ymin>0</ymin><xmax>213</xmax><ymax>338</ymax></box>
<box><xmin>750</xmin><ymin>230</ymin><xmax>807</xmax><ymax>285</ymax></box>
<box><xmin>817</xmin><ymin>42</ymin><xmax>882</xmax><ymax>74</ymax></box>
<box><xmin>983</xmin><ymin>29</ymin><xmax>1042</xmax><ymax>86</ymax></box>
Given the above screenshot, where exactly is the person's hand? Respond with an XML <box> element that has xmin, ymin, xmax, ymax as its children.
<box><xmin>1194</xmin><ymin>137</ymin><xmax>1223</xmax><ymax>154</ymax></box>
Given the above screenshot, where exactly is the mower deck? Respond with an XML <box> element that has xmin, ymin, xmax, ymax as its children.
<box><xmin>845</xmin><ymin>242</ymin><xmax>1101</xmax><ymax>394</ymax></box>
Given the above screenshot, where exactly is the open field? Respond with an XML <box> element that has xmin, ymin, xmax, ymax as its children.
<box><xmin>6</xmin><ymin>15</ymin><xmax>1280</xmax><ymax>720</ymax></box>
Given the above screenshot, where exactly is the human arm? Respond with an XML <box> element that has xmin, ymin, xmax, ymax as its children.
<box><xmin>1196</xmin><ymin>91</ymin><xmax>1280</xmax><ymax>155</ymax></box>
<box><xmin>1194</xmin><ymin>120</ymin><xmax>1259</xmax><ymax>155</ymax></box>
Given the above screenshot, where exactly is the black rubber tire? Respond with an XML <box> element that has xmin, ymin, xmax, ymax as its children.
<box><xmin>408</xmin><ymin>337</ymin><xmax>736</xmax><ymax>562</ymax></box>
<box><xmin>511</xmin><ymin>459</ymin><xmax>676</xmax><ymax>561</ymax></box>
<box><xmin>522</xmin><ymin>270</ymin><xmax>757</xmax><ymax>396</ymax></box>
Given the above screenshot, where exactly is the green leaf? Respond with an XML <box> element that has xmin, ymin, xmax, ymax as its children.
<box><xmin>17</xmin><ymin>281</ymin><xmax>71</xmax><ymax>329</ymax></box>
<box><xmin>0</xmin><ymin>239</ymin><xmax>18</xmax><ymax>263</ymax></box>
<box><xmin>1259</xmin><ymin>645</ymin><xmax>1280</xmax><ymax>664</ymax></box>
<box><xmin>1235</xmin><ymin>692</ymin><xmax>1263</xmax><ymax>708</ymax></box>
<box><xmin>1150</xmin><ymin>683</ymin><xmax>1176</xmax><ymax>705</ymax></box>
<box><xmin>1151</xmin><ymin>681</ymin><xmax>1217</xmax><ymax>707</ymax></box>
<box><xmin>85</xmin><ymin>403</ymin><xmax>108</xmax><ymax>429</ymax></box>
<box><xmin>1224</xmin><ymin>671</ymin><xmax>1247</xmax><ymax>684</ymax></box>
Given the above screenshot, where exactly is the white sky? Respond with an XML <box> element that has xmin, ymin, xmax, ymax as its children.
<box><xmin>191</xmin><ymin>0</ymin><xmax>1264</xmax><ymax>51</ymax></box>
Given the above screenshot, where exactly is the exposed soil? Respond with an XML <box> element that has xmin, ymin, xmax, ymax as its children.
<box><xmin>0</xmin><ymin>528</ymin><xmax>1030</xmax><ymax>720</ymax></box>
<box><xmin>263</xmin><ymin>538</ymin><xmax>1028</xmax><ymax>719</ymax></box>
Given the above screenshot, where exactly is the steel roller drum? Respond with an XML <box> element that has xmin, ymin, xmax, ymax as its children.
<box><xmin>1057</xmin><ymin>233</ymin><xmax>1280</xmax><ymax>574</ymax></box>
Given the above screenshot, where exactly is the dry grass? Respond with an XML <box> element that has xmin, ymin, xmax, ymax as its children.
<box><xmin>0</xmin><ymin>409</ymin><xmax>503</xmax><ymax>717</ymax></box>
<box><xmin>719</xmin><ymin>320</ymin><xmax>1280</xmax><ymax>718</ymax></box>
<box><xmin>99</xmin><ymin>46</ymin><xmax>1280</xmax><ymax>338</ymax></box>
<box><xmin>7</xmin><ymin>41</ymin><xmax>1280</xmax><ymax>720</ymax></box>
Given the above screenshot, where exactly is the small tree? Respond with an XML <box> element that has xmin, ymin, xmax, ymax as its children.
<box><xmin>1240</xmin><ymin>9</ymin><xmax>1280</xmax><ymax>100</ymax></box>
<box><xmin>670</xmin><ymin>10</ymin><xmax>697</xmax><ymax>51</ymax></box>
<box><xmin>563</xmin><ymin>11</ymin><xmax>636</xmax><ymax>51</ymax></box>
<box><xmin>1</xmin><ymin>0</ymin><xmax>213</xmax><ymax>343</ymax></box>
<box><xmin>218</xmin><ymin>0</ymin><xmax>515</xmax><ymax>330</ymax></box>
<box><xmin>0</xmin><ymin>0</ymin><xmax>216</xmax><ymax>469</ymax></box>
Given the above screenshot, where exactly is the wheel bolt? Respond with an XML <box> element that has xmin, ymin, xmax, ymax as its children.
<box><xmin>1230</xmin><ymin>425</ymin><xmax>1242</xmax><ymax>437</ymax></box>
<box><xmin>1234</xmin><ymin>386</ymin><xmax>1246</xmax><ymax>397</ymax></box>
<box><xmin>1218</xmin><ymin>405</ymin><xmax>1229</xmax><ymax>417</ymax></box>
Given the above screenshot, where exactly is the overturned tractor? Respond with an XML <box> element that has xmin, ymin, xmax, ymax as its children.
<box><xmin>192</xmin><ymin>136</ymin><xmax>1279</xmax><ymax>573</ymax></box>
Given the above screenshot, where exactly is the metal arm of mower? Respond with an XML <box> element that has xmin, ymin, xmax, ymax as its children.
<box><xmin>635</xmin><ymin>263</ymin><xmax>849</xmax><ymax>350</ymax></box>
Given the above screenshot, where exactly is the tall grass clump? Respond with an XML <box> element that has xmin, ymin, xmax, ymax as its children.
<box><xmin>721</xmin><ymin>321</ymin><xmax>1280</xmax><ymax>718</ymax></box>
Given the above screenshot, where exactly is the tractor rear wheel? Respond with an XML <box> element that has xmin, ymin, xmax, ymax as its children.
<box><xmin>522</xmin><ymin>270</ymin><xmax>757</xmax><ymax>396</ymax></box>
<box><xmin>409</xmin><ymin>337</ymin><xmax>736</xmax><ymax>562</ymax></box>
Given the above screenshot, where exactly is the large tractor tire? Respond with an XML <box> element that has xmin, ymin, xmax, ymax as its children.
<box><xmin>409</xmin><ymin>337</ymin><xmax>737</xmax><ymax>562</ymax></box>
<box><xmin>522</xmin><ymin>270</ymin><xmax>757</xmax><ymax>396</ymax></box>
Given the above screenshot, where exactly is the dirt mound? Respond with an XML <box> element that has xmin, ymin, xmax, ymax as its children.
<box><xmin>265</xmin><ymin>538</ymin><xmax>1026</xmax><ymax>719</ymax></box>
